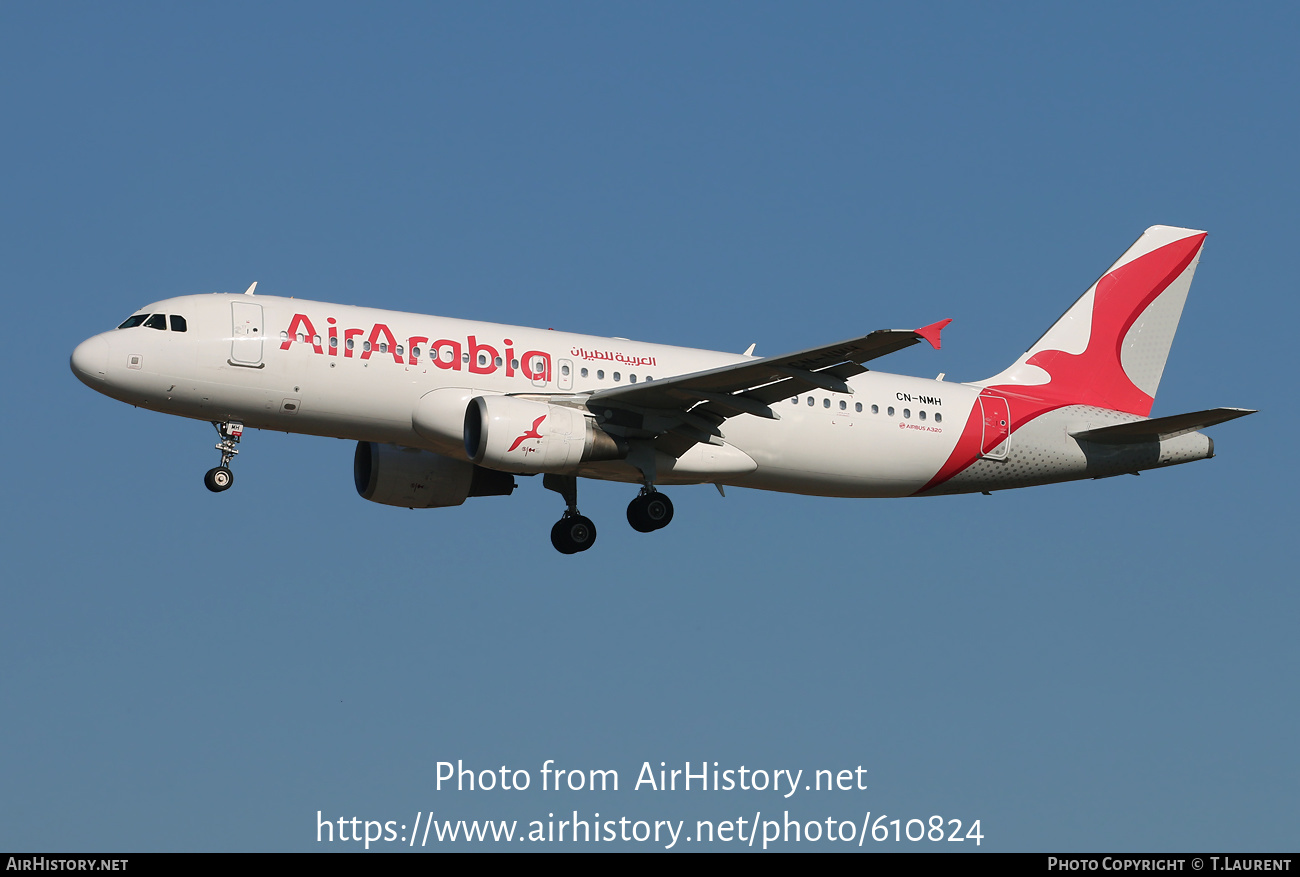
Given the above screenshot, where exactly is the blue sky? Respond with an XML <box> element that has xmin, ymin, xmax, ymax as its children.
<box><xmin>3</xmin><ymin>2</ymin><xmax>1296</xmax><ymax>852</ymax></box>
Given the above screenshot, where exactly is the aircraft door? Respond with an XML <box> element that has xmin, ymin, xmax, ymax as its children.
<box><xmin>979</xmin><ymin>393</ymin><xmax>1011</xmax><ymax>460</ymax></box>
<box><xmin>230</xmin><ymin>301</ymin><xmax>265</xmax><ymax>367</ymax></box>
<box><xmin>557</xmin><ymin>358</ymin><xmax>574</xmax><ymax>391</ymax></box>
<box><xmin>528</xmin><ymin>352</ymin><xmax>550</xmax><ymax>388</ymax></box>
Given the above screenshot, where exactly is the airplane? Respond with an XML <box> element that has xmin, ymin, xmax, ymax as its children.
<box><xmin>70</xmin><ymin>225</ymin><xmax>1253</xmax><ymax>554</ymax></box>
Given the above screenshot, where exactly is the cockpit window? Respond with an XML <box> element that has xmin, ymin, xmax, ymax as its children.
<box><xmin>117</xmin><ymin>314</ymin><xmax>149</xmax><ymax>329</ymax></box>
<box><xmin>169</xmin><ymin>315</ymin><xmax>187</xmax><ymax>332</ymax></box>
<box><xmin>144</xmin><ymin>314</ymin><xmax>167</xmax><ymax>330</ymax></box>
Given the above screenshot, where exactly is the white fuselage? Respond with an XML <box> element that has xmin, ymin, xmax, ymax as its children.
<box><xmin>71</xmin><ymin>291</ymin><xmax>1214</xmax><ymax>502</ymax></box>
<box><xmin>70</xmin><ymin>227</ymin><xmax>1239</xmax><ymax>559</ymax></box>
<box><xmin>72</xmin><ymin>293</ymin><xmax>990</xmax><ymax>497</ymax></box>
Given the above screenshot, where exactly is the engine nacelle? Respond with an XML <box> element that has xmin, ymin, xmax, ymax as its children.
<box><xmin>464</xmin><ymin>396</ymin><xmax>627</xmax><ymax>474</ymax></box>
<box><xmin>411</xmin><ymin>387</ymin><xmax>481</xmax><ymax>459</ymax></box>
<box><xmin>354</xmin><ymin>442</ymin><xmax>515</xmax><ymax>508</ymax></box>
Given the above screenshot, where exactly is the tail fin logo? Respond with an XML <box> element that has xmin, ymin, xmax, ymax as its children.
<box><xmin>917</xmin><ymin>227</ymin><xmax>1207</xmax><ymax>495</ymax></box>
<box><xmin>1019</xmin><ymin>232</ymin><xmax>1205</xmax><ymax>417</ymax></box>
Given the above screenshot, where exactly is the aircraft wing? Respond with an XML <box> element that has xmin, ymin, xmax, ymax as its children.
<box><xmin>581</xmin><ymin>320</ymin><xmax>951</xmax><ymax>454</ymax></box>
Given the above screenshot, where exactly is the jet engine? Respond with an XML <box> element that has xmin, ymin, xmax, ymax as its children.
<box><xmin>464</xmin><ymin>396</ymin><xmax>627</xmax><ymax>474</ymax></box>
<box><xmin>354</xmin><ymin>441</ymin><xmax>515</xmax><ymax>508</ymax></box>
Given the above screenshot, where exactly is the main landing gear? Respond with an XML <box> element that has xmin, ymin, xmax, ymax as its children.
<box><xmin>551</xmin><ymin>514</ymin><xmax>597</xmax><ymax>555</ymax></box>
<box><xmin>204</xmin><ymin>421</ymin><xmax>243</xmax><ymax>493</ymax></box>
<box><xmin>544</xmin><ymin>474</ymin><xmax>597</xmax><ymax>554</ymax></box>
<box><xmin>627</xmin><ymin>488</ymin><xmax>673</xmax><ymax>533</ymax></box>
<box><xmin>543</xmin><ymin>475</ymin><xmax>676</xmax><ymax>554</ymax></box>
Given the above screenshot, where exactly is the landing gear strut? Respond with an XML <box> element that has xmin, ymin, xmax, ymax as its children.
<box><xmin>623</xmin><ymin>438</ymin><xmax>673</xmax><ymax>534</ymax></box>
<box><xmin>204</xmin><ymin>421</ymin><xmax>243</xmax><ymax>493</ymax></box>
<box><xmin>627</xmin><ymin>488</ymin><xmax>674</xmax><ymax>533</ymax></box>
<box><xmin>544</xmin><ymin>474</ymin><xmax>597</xmax><ymax>554</ymax></box>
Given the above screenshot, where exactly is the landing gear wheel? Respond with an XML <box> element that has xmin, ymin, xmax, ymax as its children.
<box><xmin>204</xmin><ymin>466</ymin><xmax>234</xmax><ymax>493</ymax></box>
<box><xmin>551</xmin><ymin>515</ymin><xmax>597</xmax><ymax>554</ymax></box>
<box><xmin>627</xmin><ymin>491</ymin><xmax>674</xmax><ymax>532</ymax></box>
<box><xmin>206</xmin><ymin>421</ymin><xmax>243</xmax><ymax>493</ymax></box>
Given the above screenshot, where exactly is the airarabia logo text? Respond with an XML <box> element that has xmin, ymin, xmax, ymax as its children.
<box><xmin>280</xmin><ymin>314</ymin><xmax>552</xmax><ymax>381</ymax></box>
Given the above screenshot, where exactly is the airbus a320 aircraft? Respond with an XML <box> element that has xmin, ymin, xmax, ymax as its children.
<box><xmin>71</xmin><ymin>226</ymin><xmax>1253</xmax><ymax>554</ymax></box>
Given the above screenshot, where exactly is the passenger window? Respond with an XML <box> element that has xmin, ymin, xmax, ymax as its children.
<box><xmin>562</xmin><ymin>364</ymin><xmax>571</xmax><ymax>376</ymax></box>
<box><xmin>871</xmin><ymin>404</ymin><xmax>878</xmax><ymax>414</ymax></box>
<box><xmin>903</xmin><ymin>409</ymin><xmax>911</xmax><ymax>419</ymax></box>
<box><xmin>613</xmin><ymin>372</ymin><xmax>621</xmax><ymax>382</ymax></box>
<box><xmin>791</xmin><ymin>397</ymin><xmax>798</xmax><ymax>405</ymax></box>
<box><xmin>144</xmin><ymin>314</ymin><xmax>167</xmax><ymax>330</ymax></box>
<box><xmin>629</xmin><ymin>374</ymin><xmax>637</xmax><ymax>383</ymax></box>
<box><xmin>855</xmin><ymin>402</ymin><xmax>863</xmax><ymax>412</ymax></box>
<box><xmin>919</xmin><ymin>410</ymin><xmax>926</xmax><ymax>421</ymax></box>
<box><xmin>364</xmin><ymin>341</ymin><xmax>372</xmax><ymax>352</ymax></box>
<box><xmin>839</xmin><ymin>400</ymin><xmax>847</xmax><ymax>410</ymax></box>
<box><xmin>346</xmin><ymin>338</ymin><xmax>355</xmax><ymax>350</ymax></box>
<box><xmin>330</xmin><ymin>337</ymin><xmax>339</xmax><ymax>349</ymax></box>
<box><xmin>495</xmin><ymin>356</ymin><xmax>502</xmax><ymax>367</ymax></box>
<box><xmin>117</xmin><ymin>314</ymin><xmax>149</xmax><ymax>329</ymax></box>
<box><xmin>887</xmin><ymin>406</ymin><xmax>895</xmax><ymax>416</ymax></box>
<box><xmin>807</xmin><ymin>397</ymin><xmax>814</xmax><ymax>406</ymax></box>
<box><xmin>597</xmin><ymin>370</ymin><xmax>605</xmax><ymax>379</ymax></box>
<box><xmin>581</xmin><ymin>368</ymin><xmax>588</xmax><ymax>378</ymax></box>
<box><xmin>935</xmin><ymin>413</ymin><xmax>943</xmax><ymax>423</ymax></box>
<box><xmin>169</xmin><ymin>315</ymin><xmax>187</xmax><ymax>332</ymax></box>
<box><xmin>823</xmin><ymin>398</ymin><xmax>830</xmax><ymax>408</ymax></box>
<box><xmin>395</xmin><ymin>345</ymin><xmax>403</xmax><ymax>357</ymax></box>
<box><xmin>411</xmin><ymin>345</ymin><xmax>420</xmax><ymax>358</ymax></box>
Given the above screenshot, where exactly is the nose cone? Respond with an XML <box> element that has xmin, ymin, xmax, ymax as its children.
<box><xmin>71</xmin><ymin>335</ymin><xmax>110</xmax><ymax>385</ymax></box>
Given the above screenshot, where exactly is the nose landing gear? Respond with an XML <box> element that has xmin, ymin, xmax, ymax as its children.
<box><xmin>204</xmin><ymin>421</ymin><xmax>243</xmax><ymax>493</ymax></box>
<box><xmin>203</xmin><ymin>466</ymin><xmax>234</xmax><ymax>492</ymax></box>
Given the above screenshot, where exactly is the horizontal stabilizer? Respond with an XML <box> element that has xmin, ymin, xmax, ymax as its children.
<box><xmin>1070</xmin><ymin>407</ymin><xmax>1255</xmax><ymax>445</ymax></box>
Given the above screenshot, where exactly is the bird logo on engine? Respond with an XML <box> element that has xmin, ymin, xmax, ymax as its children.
<box><xmin>507</xmin><ymin>415</ymin><xmax>547</xmax><ymax>454</ymax></box>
